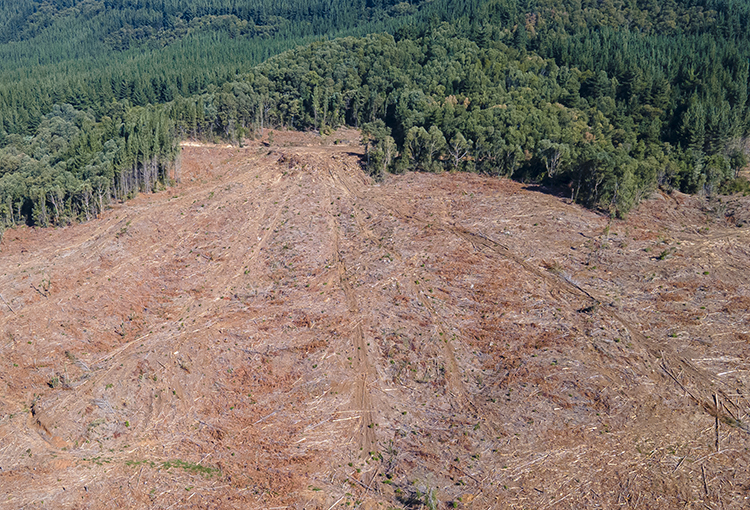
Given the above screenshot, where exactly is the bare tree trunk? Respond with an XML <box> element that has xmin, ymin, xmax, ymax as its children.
<box><xmin>118</xmin><ymin>169</ymin><xmax>126</xmax><ymax>200</ymax></box>
<box><xmin>173</xmin><ymin>152</ymin><xmax>181</xmax><ymax>184</ymax></box>
<box><xmin>546</xmin><ymin>149</ymin><xmax>562</xmax><ymax>176</ymax></box>
<box><xmin>37</xmin><ymin>190</ymin><xmax>48</xmax><ymax>226</ymax></box>
<box><xmin>97</xmin><ymin>190</ymin><xmax>104</xmax><ymax>217</ymax></box>
<box><xmin>82</xmin><ymin>189</ymin><xmax>91</xmax><ymax>221</ymax></box>
<box><xmin>48</xmin><ymin>191</ymin><xmax>61</xmax><ymax>225</ymax></box>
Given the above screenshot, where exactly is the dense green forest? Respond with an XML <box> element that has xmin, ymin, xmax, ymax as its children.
<box><xmin>0</xmin><ymin>0</ymin><xmax>749</xmax><ymax>228</ymax></box>
<box><xmin>0</xmin><ymin>0</ymin><xmax>430</xmax><ymax>227</ymax></box>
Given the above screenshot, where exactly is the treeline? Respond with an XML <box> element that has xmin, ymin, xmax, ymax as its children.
<box><xmin>1</xmin><ymin>0</ymin><xmax>750</xmax><ymax>228</ymax></box>
<box><xmin>176</xmin><ymin>3</ymin><xmax>750</xmax><ymax>215</ymax></box>
<box><xmin>0</xmin><ymin>0</ymin><xmax>431</xmax><ymax>228</ymax></box>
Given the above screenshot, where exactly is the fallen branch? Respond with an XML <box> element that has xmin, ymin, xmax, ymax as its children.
<box><xmin>347</xmin><ymin>475</ymin><xmax>370</xmax><ymax>491</ymax></box>
<box><xmin>326</xmin><ymin>495</ymin><xmax>345</xmax><ymax>510</ymax></box>
<box><xmin>30</xmin><ymin>283</ymin><xmax>48</xmax><ymax>298</ymax></box>
<box><xmin>253</xmin><ymin>410</ymin><xmax>278</xmax><ymax>425</ymax></box>
<box><xmin>0</xmin><ymin>293</ymin><xmax>15</xmax><ymax>314</ymax></box>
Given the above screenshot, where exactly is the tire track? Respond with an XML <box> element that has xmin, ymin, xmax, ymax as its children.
<box><xmin>11</xmin><ymin>151</ymin><xmax>296</xmax><ymax>453</ymax></box>
<box><xmin>325</xmin><ymin>171</ymin><xmax>376</xmax><ymax>455</ymax></box>
<box><xmin>372</xmin><ymin>199</ymin><xmax>749</xmax><ymax>434</ymax></box>
<box><xmin>215</xmin><ymin>169</ymin><xmax>296</xmax><ymax>300</ymax></box>
<box><xmin>331</xmin><ymin>166</ymin><xmax>473</xmax><ymax>400</ymax></box>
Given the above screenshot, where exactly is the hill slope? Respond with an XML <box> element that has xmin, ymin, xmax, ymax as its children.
<box><xmin>0</xmin><ymin>131</ymin><xmax>749</xmax><ymax>508</ymax></box>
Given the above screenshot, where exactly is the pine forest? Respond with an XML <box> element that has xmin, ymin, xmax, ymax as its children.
<box><xmin>0</xmin><ymin>0</ymin><xmax>749</xmax><ymax>228</ymax></box>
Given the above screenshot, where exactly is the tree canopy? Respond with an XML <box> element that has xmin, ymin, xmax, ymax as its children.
<box><xmin>0</xmin><ymin>0</ymin><xmax>748</xmax><ymax>228</ymax></box>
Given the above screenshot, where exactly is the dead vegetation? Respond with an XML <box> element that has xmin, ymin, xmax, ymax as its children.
<box><xmin>0</xmin><ymin>128</ymin><xmax>749</xmax><ymax>509</ymax></box>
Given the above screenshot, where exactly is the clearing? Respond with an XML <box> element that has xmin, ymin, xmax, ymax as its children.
<box><xmin>1</xmin><ymin>129</ymin><xmax>749</xmax><ymax>509</ymax></box>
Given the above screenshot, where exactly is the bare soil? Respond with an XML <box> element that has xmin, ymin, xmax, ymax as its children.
<box><xmin>1</xmin><ymin>129</ymin><xmax>749</xmax><ymax>509</ymax></box>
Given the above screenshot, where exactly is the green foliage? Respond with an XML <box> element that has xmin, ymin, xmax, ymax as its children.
<box><xmin>403</xmin><ymin>126</ymin><xmax>447</xmax><ymax>173</ymax></box>
<box><xmin>1</xmin><ymin>0</ymin><xmax>750</xmax><ymax>224</ymax></box>
<box><xmin>169</xmin><ymin>0</ymin><xmax>748</xmax><ymax>215</ymax></box>
<box><xmin>160</xmin><ymin>459</ymin><xmax>220</xmax><ymax>477</ymax></box>
<box><xmin>0</xmin><ymin>0</ymin><xmax>436</xmax><ymax>227</ymax></box>
<box><xmin>0</xmin><ymin>102</ymin><xmax>177</xmax><ymax>227</ymax></box>
<box><xmin>126</xmin><ymin>458</ymin><xmax>219</xmax><ymax>477</ymax></box>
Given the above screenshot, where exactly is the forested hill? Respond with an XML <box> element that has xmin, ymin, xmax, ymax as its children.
<box><xmin>0</xmin><ymin>0</ymin><xmax>433</xmax><ymax>132</ymax></box>
<box><xmin>0</xmin><ymin>0</ymin><xmax>432</xmax><ymax>227</ymax></box>
<box><xmin>1</xmin><ymin>0</ymin><xmax>749</xmax><ymax>229</ymax></box>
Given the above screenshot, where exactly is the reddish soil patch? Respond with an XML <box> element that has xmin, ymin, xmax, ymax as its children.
<box><xmin>1</xmin><ymin>129</ymin><xmax>749</xmax><ymax>509</ymax></box>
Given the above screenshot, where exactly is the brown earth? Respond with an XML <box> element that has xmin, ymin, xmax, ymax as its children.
<box><xmin>1</xmin><ymin>129</ymin><xmax>749</xmax><ymax>509</ymax></box>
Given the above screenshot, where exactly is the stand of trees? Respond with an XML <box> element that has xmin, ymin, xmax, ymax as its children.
<box><xmin>0</xmin><ymin>0</ymin><xmax>430</xmax><ymax>228</ymax></box>
<box><xmin>0</xmin><ymin>103</ymin><xmax>177</xmax><ymax>227</ymax></box>
<box><xmin>177</xmin><ymin>7</ymin><xmax>750</xmax><ymax>216</ymax></box>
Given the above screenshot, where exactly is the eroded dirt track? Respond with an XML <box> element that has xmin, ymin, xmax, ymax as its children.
<box><xmin>1</xmin><ymin>130</ymin><xmax>749</xmax><ymax>509</ymax></box>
